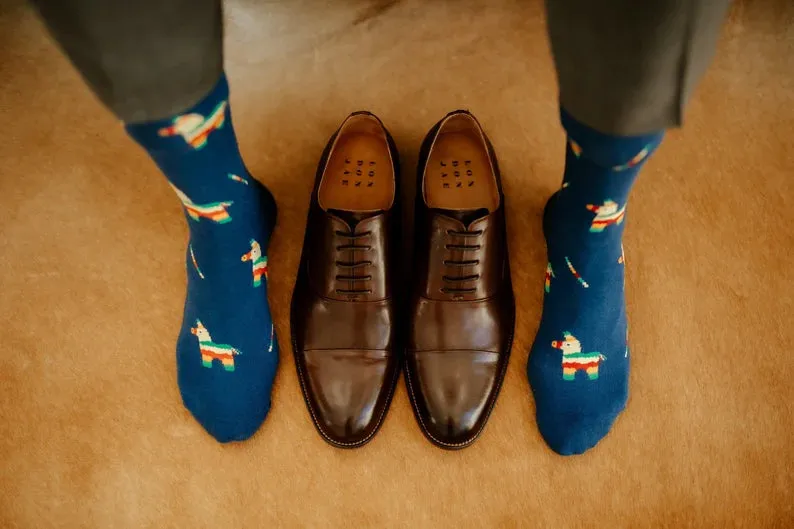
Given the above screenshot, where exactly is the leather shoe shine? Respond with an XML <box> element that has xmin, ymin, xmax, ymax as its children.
<box><xmin>291</xmin><ymin>112</ymin><xmax>401</xmax><ymax>448</ymax></box>
<box><xmin>406</xmin><ymin>110</ymin><xmax>515</xmax><ymax>449</ymax></box>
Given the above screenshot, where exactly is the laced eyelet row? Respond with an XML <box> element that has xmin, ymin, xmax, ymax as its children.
<box><xmin>334</xmin><ymin>230</ymin><xmax>373</xmax><ymax>295</ymax></box>
<box><xmin>441</xmin><ymin>228</ymin><xmax>483</xmax><ymax>295</ymax></box>
<box><xmin>446</xmin><ymin>229</ymin><xmax>483</xmax><ymax>236</ymax></box>
<box><xmin>335</xmin><ymin>288</ymin><xmax>373</xmax><ymax>294</ymax></box>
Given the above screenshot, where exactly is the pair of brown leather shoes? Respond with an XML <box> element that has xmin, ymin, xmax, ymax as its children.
<box><xmin>291</xmin><ymin>111</ymin><xmax>514</xmax><ymax>449</ymax></box>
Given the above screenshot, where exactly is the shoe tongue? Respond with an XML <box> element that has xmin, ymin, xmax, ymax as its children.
<box><xmin>327</xmin><ymin>209</ymin><xmax>383</xmax><ymax>229</ymax></box>
<box><xmin>434</xmin><ymin>207</ymin><xmax>490</xmax><ymax>227</ymax></box>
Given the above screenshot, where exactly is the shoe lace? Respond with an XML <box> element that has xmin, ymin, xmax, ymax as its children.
<box><xmin>441</xmin><ymin>229</ymin><xmax>482</xmax><ymax>295</ymax></box>
<box><xmin>334</xmin><ymin>230</ymin><xmax>373</xmax><ymax>295</ymax></box>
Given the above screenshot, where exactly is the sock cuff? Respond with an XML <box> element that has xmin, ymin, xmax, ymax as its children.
<box><xmin>125</xmin><ymin>73</ymin><xmax>230</xmax><ymax>152</ymax></box>
<box><xmin>560</xmin><ymin>107</ymin><xmax>664</xmax><ymax>170</ymax></box>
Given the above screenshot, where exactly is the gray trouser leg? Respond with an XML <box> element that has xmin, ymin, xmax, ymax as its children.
<box><xmin>31</xmin><ymin>0</ymin><xmax>223</xmax><ymax>123</ymax></box>
<box><xmin>32</xmin><ymin>0</ymin><xmax>729</xmax><ymax>131</ymax></box>
<box><xmin>546</xmin><ymin>0</ymin><xmax>731</xmax><ymax>135</ymax></box>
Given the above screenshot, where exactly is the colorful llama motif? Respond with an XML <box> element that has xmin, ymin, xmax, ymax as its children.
<box><xmin>157</xmin><ymin>101</ymin><xmax>227</xmax><ymax>149</ymax></box>
<box><xmin>585</xmin><ymin>199</ymin><xmax>626</xmax><ymax>232</ymax></box>
<box><xmin>612</xmin><ymin>144</ymin><xmax>652</xmax><ymax>171</ymax></box>
<box><xmin>170</xmin><ymin>184</ymin><xmax>233</xmax><ymax>224</ymax></box>
<box><xmin>189</xmin><ymin>244</ymin><xmax>205</xmax><ymax>279</ymax></box>
<box><xmin>564</xmin><ymin>256</ymin><xmax>589</xmax><ymax>288</ymax></box>
<box><xmin>191</xmin><ymin>320</ymin><xmax>241</xmax><ymax>371</ymax></box>
<box><xmin>241</xmin><ymin>239</ymin><xmax>268</xmax><ymax>287</ymax></box>
<box><xmin>552</xmin><ymin>331</ymin><xmax>606</xmax><ymax>381</ymax></box>
<box><xmin>228</xmin><ymin>173</ymin><xmax>249</xmax><ymax>185</ymax></box>
<box><xmin>544</xmin><ymin>263</ymin><xmax>554</xmax><ymax>293</ymax></box>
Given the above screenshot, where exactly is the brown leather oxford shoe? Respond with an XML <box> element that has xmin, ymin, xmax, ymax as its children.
<box><xmin>405</xmin><ymin>110</ymin><xmax>515</xmax><ymax>450</ymax></box>
<box><xmin>290</xmin><ymin>112</ymin><xmax>401</xmax><ymax>448</ymax></box>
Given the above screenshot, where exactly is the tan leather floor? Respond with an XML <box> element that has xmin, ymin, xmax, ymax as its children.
<box><xmin>1</xmin><ymin>1</ymin><xmax>792</xmax><ymax>527</ymax></box>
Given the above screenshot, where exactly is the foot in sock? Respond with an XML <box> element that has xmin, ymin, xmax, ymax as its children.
<box><xmin>528</xmin><ymin>108</ymin><xmax>663</xmax><ymax>455</ymax></box>
<box><xmin>126</xmin><ymin>75</ymin><xmax>279</xmax><ymax>443</ymax></box>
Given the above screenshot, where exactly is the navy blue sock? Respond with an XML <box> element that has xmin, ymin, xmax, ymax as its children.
<box><xmin>528</xmin><ymin>108</ymin><xmax>663</xmax><ymax>455</ymax></box>
<box><xmin>126</xmin><ymin>74</ymin><xmax>278</xmax><ymax>443</ymax></box>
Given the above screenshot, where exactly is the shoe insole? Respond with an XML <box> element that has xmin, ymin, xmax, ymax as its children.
<box><xmin>424</xmin><ymin>114</ymin><xmax>500</xmax><ymax>212</ymax></box>
<box><xmin>318</xmin><ymin>115</ymin><xmax>394</xmax><ymax>212</ymax></box>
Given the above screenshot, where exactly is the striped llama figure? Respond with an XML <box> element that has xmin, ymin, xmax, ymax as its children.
<box><xmin>157</xmin><ymin>101</ymin><xmax>227</xmax><ymax>149</ymax></box>
<box><xmin>552</xmin><ymin>331</ymin><xmax>606</xmax><ymax>381</ymax></box>
<box><xmin>191</xmin><ymin>320</ymin><xmax>241</xmax><ymax>372</ymax></box>
<box><xmin>241</xmin><ymin>239</ymin><xmax>268</xmax><ymax>287</ymax></box>
<box><xmin>170</xmin><ymin>184</ymin><xmax>233</xmax><ymax>224</ymax></box>
<box><xmin>585</xmin><ymin>199</ymin><xmax>626</xmax><ymax>233</ymax></box>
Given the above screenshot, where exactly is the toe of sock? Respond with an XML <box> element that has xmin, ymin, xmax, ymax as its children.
<box><xmin>176</xmin><ymin>327</ymin><xmax>279</xmax><ymax>444</ymax></box>
<box><xmin>536</xmin><ymin>407</ymin><xmax>624</xmax><ymax>456</ymax></box>
<box><xmin>181</xmin><ymin>390</ymin><xmax>272</xmax><ymax>444</ymax></box>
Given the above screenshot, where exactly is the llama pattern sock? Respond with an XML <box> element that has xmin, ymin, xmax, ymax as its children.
<box><xmin>528</xmin><ymin>108</ymin><xmax>663</xmax><ymax>455</ymax></box>
<box><xmin>126</xmin><ymin>74</ymin><xmax>278</xmax><ymax>443</ymax></box>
